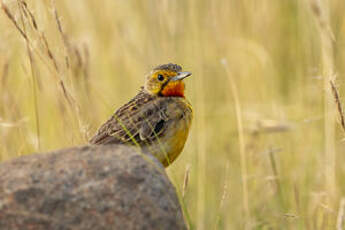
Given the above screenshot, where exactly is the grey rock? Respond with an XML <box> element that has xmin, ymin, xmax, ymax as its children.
<box><xmin>0</xmin><ymin>145</ymin><xmax>186</xmax><ymax>230</ymax></box>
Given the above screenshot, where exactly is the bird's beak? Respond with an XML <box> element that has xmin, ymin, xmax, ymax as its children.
<box><xmin>171</xmin><ymin>72</ymin><xmax>192</xmax><ymax>81</ymax></box>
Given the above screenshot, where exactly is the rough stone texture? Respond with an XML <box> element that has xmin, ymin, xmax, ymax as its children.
<box><xmin>0</xmin><ymin>145</ymin><xmax>186</xmax><ymax>230</ymax></box>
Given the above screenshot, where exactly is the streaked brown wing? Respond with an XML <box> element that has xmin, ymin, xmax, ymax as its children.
<box><xmin>89</xmin><ymin>90</ymin><xmax>168</xmax><ymax>146</ymax></box>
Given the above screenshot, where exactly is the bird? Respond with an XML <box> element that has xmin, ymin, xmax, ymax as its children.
<box><xmin>89</xmin><ymin>63</ymin><xmax>193</xmax><ymax>167</ymax></box>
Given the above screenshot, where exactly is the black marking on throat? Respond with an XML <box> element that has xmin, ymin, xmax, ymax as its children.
<box><xmin>158</xmin><ymin>78</ymin><xmax>172</xmax><ymax>96</ymax></box>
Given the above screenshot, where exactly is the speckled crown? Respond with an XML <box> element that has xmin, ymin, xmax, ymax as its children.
<box><xmin>153</xmin><ymin>63</ymin><xmax>182</xmax><ymax>72</ymax></box>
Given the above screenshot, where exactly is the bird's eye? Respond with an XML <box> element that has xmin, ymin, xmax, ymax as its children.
<box><xmin>157</xmin><ymin>74</ymin><xmax>165</xmax><ymax>81</ymax></box>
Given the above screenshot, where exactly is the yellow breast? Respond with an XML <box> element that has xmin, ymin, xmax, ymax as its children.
<box><xmin>142</xmin><ymin>98</ymin><xmax>193</xmax><ymax>167</ymax></box>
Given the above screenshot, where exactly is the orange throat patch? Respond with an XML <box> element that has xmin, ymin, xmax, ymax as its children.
<box><xmin>161</xmin><ymin>81</ymin><xmax>185</xmax><ymax>97</ymax></box>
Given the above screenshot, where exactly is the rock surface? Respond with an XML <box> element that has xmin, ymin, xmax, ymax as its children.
<box><xmin>0</xmin><ymin>145</ymin><xmax>186</xmax><ymax>230</ymax></box>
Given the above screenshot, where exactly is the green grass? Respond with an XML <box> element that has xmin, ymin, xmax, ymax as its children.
<box><xmin>1</xmin><ymin>0</ymin><xmax>345</xmax><ymax>229</ymax></box>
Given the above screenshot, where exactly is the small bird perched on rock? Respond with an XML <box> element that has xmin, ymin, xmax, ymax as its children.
<box><xmin>89</xmin><ymin>63</ymin><xmax>193</xmax><ymax>167</ymax></box>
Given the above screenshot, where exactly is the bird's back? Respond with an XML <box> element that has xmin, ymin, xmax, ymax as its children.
<box><xmin>89</xmin><ymin>90</ymin><xmax>156</xmax><ymax>145</ymax></box>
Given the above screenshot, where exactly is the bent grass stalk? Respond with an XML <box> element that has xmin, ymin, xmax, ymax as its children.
<box><xmin>2</xmin><ymin>1</ymin><xmax>83</xmax><ymax>137</ymax></box>
<box><xmin>310</xmin><ymin>0</ymin><xmax>337</xmax><ymax>205</ymax></box>
<box><xmin>16</xmin><ymin>0</ymin><xmax>40</xmax><ymax>150</ymax></box>
<box><xmin>222</xmin><ymin>59</ymin><xmax>250</xmax><ymax>228</ymax></box>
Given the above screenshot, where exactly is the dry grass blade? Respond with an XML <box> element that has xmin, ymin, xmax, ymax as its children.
<box><xmin>310</xmin><ymin>0</ymin><xmax>337</xmax><ymax>204</ymax></box>
<box><xmin>330</xmin><ymin>80</ymin><xmax>345</xmax><ymax>134</ymax></box>
<box><xmin>15</xmin><ymin>0</ymin><xmax>41</xmax><ymax>150</ymax></box>
<box><xmin>19</xmin><ymin>0</ymin><xmax>37</xmax><ymax>30</ymax></box>
<box><xmin>41</xmin><ymin>33</ymin><xmax>59</xmax><ymax>72</ymax></box>
<box><xmin>2</xmin><ymin>1</ymin><xmax>57</xmax><ymax>80</ymax></box>
<box><xmin>82</xmin><ymin>44</ymin><xmax>90</xmax><ymax>94</ymax></box>
<box><xmin>1</xmin><ymin>1</ymin><xmax>28</xmax><ymax>41</ymax></box>
<box><xmin>268</xmin><ymin>147</ymin><xmax>285</xmax><ymax>209</ymax></box>
<box><xmin>337</xmin><ymin>198</ymin><xmax>345</xmax><ymax>230</ymax></box>
<box><xmin>182</xmin><ymin>164</ymin><xmax>191</xmax><ymax>198</ymax></box>
<box><xmin>310</xmin><ymin>0</ymin><xmax>335</xmax><ymax>41</ymax></box>
<box><xmin>2</xmin><ymin>0</ymin><xmax>70</xmax><ymax>104</ymax></box>
<box><xmin>222</xmin><ymin>58</ymin><xmax>250</xmax><ymax>227</ymax></box>
<box><xmin>51</xmin><ymin>0</ymin><xmax>65</xmax><ymax>39</ymax></box>
<box><xmin>19</xmin><ymin>1</ymin><xmax>60</xmax><ymax>73</ymax></box>
<box><xmin>16</xmin><ymin>1</ymin><xmax>85</xmax><ymax>138</ymax></box>
<box><xmin>26</xmin><ymin>48</ymin><xmax>40</xmax><ymax>151</ymax></box>
<box><xmin>1</xmin><ymin>61</ymin><xmax>9</xmax><ymax>86</ymax></box>
<box><xmin>214</xmin><ymin>162</ymin><xmax>230</xmax><ymax>230</ymax></box>
<box><xmin>51</xmin><ymin>0</ymin><xmax>70</xmax><ymax>69</ymax></box>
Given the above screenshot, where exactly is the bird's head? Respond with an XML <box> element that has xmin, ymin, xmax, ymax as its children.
<box><xmin>144</xmin><ymin>63</ymin><xmax>191</xmax><ymax>97</ymax></box>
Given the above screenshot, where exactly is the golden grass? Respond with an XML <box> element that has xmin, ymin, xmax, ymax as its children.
<box><xmin>1</xmin><ymin>0</ymin><xmax>345</xmax><ymax>229</ymax></box>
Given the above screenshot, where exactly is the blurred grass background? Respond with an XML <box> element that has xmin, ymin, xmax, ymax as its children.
<box><xmin>1</xmin><ymin>0</ymin><xmax>345</xmax><ymax>229</ymax></box>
